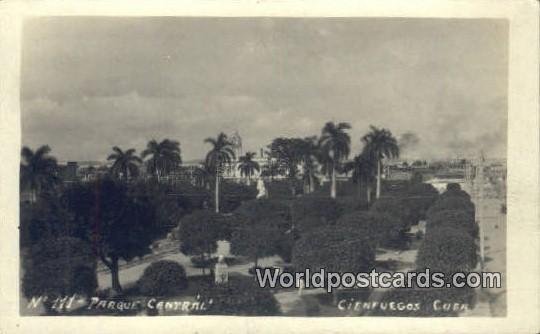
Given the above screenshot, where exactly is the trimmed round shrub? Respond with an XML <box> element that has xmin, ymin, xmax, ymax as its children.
<box><xmin>416</xmin><ymin>226</ymin><xmax>478</xmax><ymax>273</ymax></box>
<box><xmin>22</xmin><ymin>237</ymin><xmax>98</xmax><ymax>300</ymax></box>
<box><xmin>192</xmin><ymin>275</ymin><xmax>281</xmax><ymax>315</ymax></box>
<box><xmin>138</xmin><ymin>260</ymin><xmax>188</xmax><ymax>297</ymax></box>
<box><xmin>426</xmin><ymin>209</ymin><xmax>478</xmax><ymax>239</ymax></box>
<box><xmin>292</xmin><ymin>226</ymin><xmax>375</xmax><ymax>273</ymax></box>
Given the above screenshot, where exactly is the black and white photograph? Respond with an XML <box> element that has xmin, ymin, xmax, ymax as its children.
<box><xmin>0</xmin><ymin>1</ymin><xmax>539</xmax><ymax>333</ymax></box>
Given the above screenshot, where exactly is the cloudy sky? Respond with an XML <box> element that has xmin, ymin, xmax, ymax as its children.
<box><xmin>21</xmin><ymin>17</ymin><xmax>508</xmax><ymax>162</ymax></box>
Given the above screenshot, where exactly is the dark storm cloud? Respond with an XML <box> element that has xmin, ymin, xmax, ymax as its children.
<box><xmin>21</xmin><ymin>17</ymin><xmax>508</xmax><ymax>161</ymax></box>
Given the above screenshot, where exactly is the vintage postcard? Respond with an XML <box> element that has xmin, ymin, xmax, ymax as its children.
<box><xmin>0</xmin><ymin>1</ymin><xmax>538</xmax><ymax>333</ymax></box>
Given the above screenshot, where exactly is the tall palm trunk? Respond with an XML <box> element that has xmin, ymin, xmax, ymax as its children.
<box><xmin>215</xmin><ymin>169</ymin><xmax>220</xmax><ymax>213</ymax></box>
<box><xmin>330</xmin><ymin>162</ymin><xmax>337</xmax><ymax>199</ymax></box>
<box><xmin>366</xmin><ymin>184</ymin><xmax>372</xmax><ymax>204</ymax></box>
<box><xmin>376</xmin><ymin>159</ymin><xmax>382</xmax><ymax>199</ymax></box>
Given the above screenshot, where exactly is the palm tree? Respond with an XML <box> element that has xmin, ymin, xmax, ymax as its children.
<box><xmin>141</xmin><ymin>139</ymin><xmax>182</xmax><ymax>181</ymax></box>
<box><xmin>238</xmin><ymin>152</ymin><xmax>260</xmax><ymax>185</ymax></box>
<box><xmin>319</xmin><ymin>122</ymin><xmax>351</xmax><ymax>198</ymax></box>
<box><xmin>343</xmin><ymin>150</ymin><xmax>377</xmax><ymax>204</ymax></box>
<box><xmin>205</xmin><ymin>133</ymin><xmax>236</xmax><ymax>213</ymax></box>
<box><xmin>20</xmin><ymin>145</ymin><xmax>59</xmax><ymax>203</ymax></box>
<box><xmin>107</xmin><ymin>146</ymin><xmax>142</xmax><ymax>182</ymax></box>
<box><xmin>362</xmin><ymin>125</ymin><xmax>400</xmax><ymax>199</ymax></box>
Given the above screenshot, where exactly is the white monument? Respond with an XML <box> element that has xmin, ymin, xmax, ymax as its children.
<box><xmin>214</xmin><ymin>255</ymin><xmax>229</xmax><ymax>285</ymax></box>
<box><xmin>256</xmin><ymin>178</ymin><xmax>267</xmax><ymax>199</ymax></box>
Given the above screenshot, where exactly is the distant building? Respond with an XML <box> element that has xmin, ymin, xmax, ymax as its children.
<box><xmin>58</xmin><ymin>161</ymin><xmax>79</xmax><ymax>183</ymax></box>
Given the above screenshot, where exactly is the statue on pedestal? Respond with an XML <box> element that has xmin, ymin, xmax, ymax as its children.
<box><xmin>256</xmin><ymin>178</ymin><xmax>267</xmax><ymax>199</ymax></box>
<box><xmin>214</xmin><ymin>255</ymin><xmax>229</xmax><ymax>285</ymax></box>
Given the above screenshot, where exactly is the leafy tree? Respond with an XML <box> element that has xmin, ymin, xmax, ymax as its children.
<box><xmin>142</xmin><ymin>139</ymin><xmax>182</xmax><ymax>181</ymax></box>
<box><xmin>267</xmin><ymin>137</ymin><xmax>304</xmax><ymax>179</ymax></box>
<box><xmin>22</xmin><ymin>237</ymin><xmax>98</xmax><ymax>313</ymax></box>
<box><xmin>205</xmin><ymin>133</ymin><xmax>236</xmax><ymax>213</ymax></box>
<box><xmin>137</xmin><ymin>260</ymin><xmax>188</xmax><ymax>297</ymax></box>
<box><xmin>229</xmin><ymin>199</ymin><xmax>291</xmax><ymax>266</ymax></box>
<box><xmin>20</xmin><ymin>191</ymin><xmax>84</xmax><ymax>248</ymax></box>
<box><xmin>234</xmin><ymin>198</ymin><xmax>291</xmax><ymax>223</ymax></box>
<box><xmin>107</xmin><ymin>146</ymin><xmax>142</xmax><ymax>181</ymax></box>
<box><xmin>291</xmin><ymin>196</ymin><xmax>340</xmax><ymax>233</ymax></box>
<box><xmin>217</xmin><ymin>179</ymin><xmax>258</xmax><ymax>213</ymax></box>
<box><xmin>362</xmin><ymin>126</ymin><xmax>400</xmax><ymax>199</ymax></box>
<box><xmin>292</xmin><ymin>226</ymin><xmax>375</xmax><ymax>273</ymax></box>
<box><xmin>177</xmin><ymin>210</ymin><xmax>224</xmax><ymax>274</ymax></box>
<box><xmin>230</xmin><ymin>217</ymin><xmax>285</xmax><ymax>267</ymax></box>
<box><xmin>64</xmin><ymin>177</ymin><xmax>163</xmax><ymax>292</ymax></box>
<box><xmin>336</xmin><ymin>211</ymin><xmax>403</xmax><ymax>248</ymax></box>
<box><xmin>343</xmin><ymin>151</ymin><xmax>376</xmax><ymax>204</ymax></box>
<box><xmin>237</xmin><ymin>152</ymin><xmax>260</xmax><ymax>185</ymax></box>
<box><xmin>129</xmin><ymin>180</ymin><xmax>184</xmax><ymax>237</ymax></box>
<box><xmin>20</xmin><ymin>145</ymin><xmax>59</xmax><ymax>203</ymax></box>
<box><xmin>369</xmin><ymin>197</ymin><xmax>415</xmax><ymax>248</ymax></box>
<box><xmin>319</xmin><ymin>122</ymin><xmax>351</xmax><ymax>198</ymax></box>
<box><xmin>402</xmin><ymin>182</ymin><xmax>439</xmax><ymax>224</ymax></box>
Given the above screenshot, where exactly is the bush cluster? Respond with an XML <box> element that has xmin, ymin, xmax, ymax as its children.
<box><xmin>192</xmin><ymin>276</ymin><xmax>281</xmax><ymax>316</ymax></box>
<box><xmin>418</xmin><ymin>186</ymin><xmax>479</xmax><ymax>273</ymax></box>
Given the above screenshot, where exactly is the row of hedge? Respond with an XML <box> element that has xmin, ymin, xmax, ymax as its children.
<box><xmin>373</xmin><ymin>183</ymin><xmax>480</xmax><ymax>317</ymax></box>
